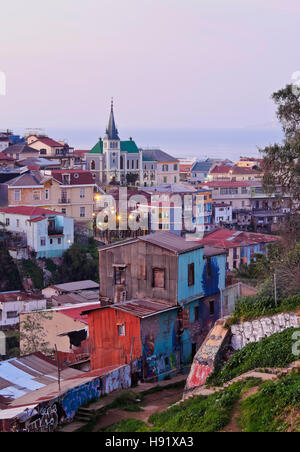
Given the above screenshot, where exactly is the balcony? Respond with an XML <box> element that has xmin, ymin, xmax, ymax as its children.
<box><xmin>58</xmin><ymin>197</ymin><xmax>71</xmax><ymax>204</ymax></box>
<box><xmin>48</xmin><ymin>226</ymin><xmax>64</xmax><ymax>236</ymax></box>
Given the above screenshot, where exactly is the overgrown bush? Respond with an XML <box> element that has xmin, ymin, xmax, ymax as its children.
<box><xmin>207</xmin><ymin>328</ymin><xmax>299</xmax><ymax>386</ymax></box>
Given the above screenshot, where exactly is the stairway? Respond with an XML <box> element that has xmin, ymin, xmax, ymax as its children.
<box><xmin>74</xmin><ymin>407</ymin><xmax>96</xmax><ymax>423</ymax></box>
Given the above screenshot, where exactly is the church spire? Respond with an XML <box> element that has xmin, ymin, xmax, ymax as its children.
<box><xmin>105</xmin><ymin>98</ymin><xmax>120</xmax><ymax>140</ymax></box>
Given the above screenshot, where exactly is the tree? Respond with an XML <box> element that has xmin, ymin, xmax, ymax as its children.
<box><xmin>0</xmin><ymin>249</ymin><xmax>22</xmax><ymax>291</ymax></box>
<box><xmin>20</xmin><ymin>311</ymin><xmax>53</xmax><ymax>356</ymax></box>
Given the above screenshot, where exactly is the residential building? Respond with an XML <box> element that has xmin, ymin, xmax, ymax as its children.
<box><xmin>209</xmin><ymin>164</ymin><xmax>263</xmax><ymax>182</ymax></box>
<box><xmin>0</xmin><ymin>206</ymin><xmax>74</xmax><ymax>258</ymax></box>
<box><xmin>88</xmin><ymin>232</ymin><xmax>227</xmax><ymax>377</ymax></box>
<box><xmin>0</xmin><ymin>291</ymin><xmax>46</xmax><ymax>329</ymax></box>
<box><xmin>198</xmin><ymin>229</ymin><xmax>280</xmax><ymax>271</ymax></box>
<box><xmin>199</xmin><ymin>181</ymin><xmax>252</xmax><ymax>211</ymax></box>
<box><xmin>42</xmin><ymin>280</ymin><xmax>99</xmax><ymax>299</ymax></box>
<box><xmin>235</xmin><ymin>157</ymin><xmax>263</xmax><ymax>169</ymax></box>
<box><xmin>0</xmin><ymin>169</ymin><xmax>96</xmax><ymax>224</ymax></box>
<box><xmin>0</xmin><ymin>130</ymin><xmax>25</xmax><ymax>152</ymax></box>
<box><xmin>26</xmin><ymin>135</ymin><xmax>75</xmax><ymax>168</ymax></box>
<box><xmin>0</xmin><ymin>152</ymin><xmax>15</xmax><ymax>168</ymax></box>
<box><xmin>3</xmin><ymin>144</ymin><xmax>40</xmax><ymax>161</ymax></box>
<box><xmin>86</xmin><ymin>101</ymin><xmax>142</xmax><ymax>186</ymax></box>
<box><xmin>213</xmin><ymin>203</ymin><xmax>233</xmax><ymax>225</ymax></box>
<box><xmin>142</xmin><ymin>149</ymin><xmax>180</xmax><ymax>186</ymax></box>
<box><xmin>190</xmin><ymin>160</ymin><xmax>215</xmax><ymax>184</ymax></box>
<box><xmin>20</xmin><ymin>303</ymin><xmax>99</xmax><ymax>355</ymax></box>
<box><xmin>51</xmin><ymin>170</ymin><xmax>95</xmax><ymax>223</ymax></box>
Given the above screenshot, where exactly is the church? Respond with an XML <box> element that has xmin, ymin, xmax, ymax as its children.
<box><xmin>86</xmin><ymin>101</ymin><xmax>143</xmax><ymax>186</ymax></box>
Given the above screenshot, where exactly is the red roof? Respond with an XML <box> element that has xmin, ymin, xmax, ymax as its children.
<box><xmin>60</xmin><ymin>304</ymin><xmax>100</xmax><ymax>325</ymax></box>
<box><xmin>0</xmin><ymin>152</ymin><xmax>13</xmax><ymax>160</ymax></box>
<box><xmin>52</xmin><ymin>170</ymin><xmax>94</xmax><ymax>185</ymax></box>
<box><xmin>31</xmin><ymin>137</ymin><xmax>64</xmax><ymax>148</ymax></box>
<box><xmin>0</xmin><ymin>206</ymin><xmax>58</xmax><ymax>216</ymax></box>
<box><xmin>198</xmin><ymin>230</ymin><xmax>280</xmax><ymax>249</ymax></box>
<box><xmin>74</xmin><ymin>150</ymin><xmax>89</xmax><ymax>157</ymax></box>
<box><xmin>210</xmin><ymin>165</ymin><xmax>261</xmax><ymax>175</ymax></box>
<box><xmin>180</xmin><ymin>164</ymin><xmax>192</xmax><ymax>172</ymax></box>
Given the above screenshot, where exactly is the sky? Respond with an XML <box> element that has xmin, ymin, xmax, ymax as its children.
<box><xmin>1</xmin><ymin>0</ymin><xmax>300</xmax><ymax>155</ymax></box>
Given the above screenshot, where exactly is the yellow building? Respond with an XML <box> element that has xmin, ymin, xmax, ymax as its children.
<box><xmin>1</xmin><ymin>170</ymin><xmax>95</xmax><ymax>224</ymax></box>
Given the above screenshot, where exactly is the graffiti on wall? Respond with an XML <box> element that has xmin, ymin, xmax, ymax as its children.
<box><xmin>5</xmin><ymin>364</ymin><xmax>132</xmax><ymax>432</ymax></box>
<box><xmin>186</xmin><ymin>363</ymin><xmax>212</xmax><ymax>389</ymax></box>
<box><xmin>62</xmin><ymin>378</ymin><xmax>101</xmax><ymax>420</ymax></box>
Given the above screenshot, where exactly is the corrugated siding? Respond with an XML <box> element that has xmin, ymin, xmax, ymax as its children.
<box><xmin>88</xmin><ymin>309</ymin><xmax>142</xmax><ymax>371</ymax></box>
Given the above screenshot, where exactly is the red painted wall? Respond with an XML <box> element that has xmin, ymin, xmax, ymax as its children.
<box><xmin>88</xmin><ymin>308</ymin><xmax>142</xmax><ymax>371</ymax></box>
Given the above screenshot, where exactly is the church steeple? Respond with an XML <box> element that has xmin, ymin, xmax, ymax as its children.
<box><xmin>105</xmin><ymin>98</ymin><xmax>120</xmax><ymax>140</ymax></box>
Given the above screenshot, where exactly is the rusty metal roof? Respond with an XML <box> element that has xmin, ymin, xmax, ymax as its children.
<box><xmin>0</xmin><ymin>353</ymin><xmax>82</xmax><ymax>406</ymax></box>
<box><xmin>111</xmin><ymin>298</ymin><xmax>178</xmax><ymax>318</ymax></box>
<box><xmin>140</xmin><ymin>231</ymin><xmax>204</xmax><ymax>254</ymax></box>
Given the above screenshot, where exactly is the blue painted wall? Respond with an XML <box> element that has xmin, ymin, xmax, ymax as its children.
<box><xmin>177</xmin><ymin>248</ymin><xmax>204</xmax><ymax>303</ymax></box>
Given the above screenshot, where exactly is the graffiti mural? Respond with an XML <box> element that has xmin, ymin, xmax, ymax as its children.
<box><xmin>62</xmin><ymin>378</ymin><xmax>101</xmax><ymax>420</ymax></box>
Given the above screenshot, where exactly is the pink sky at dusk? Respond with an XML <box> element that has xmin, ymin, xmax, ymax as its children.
<box><xmin>1</xmin><ymin>0</ymin><xmax>300</xmax><ymax>137</ymax></box>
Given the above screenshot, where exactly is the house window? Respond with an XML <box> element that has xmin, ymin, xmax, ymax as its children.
<box><xmin>16</xmin><ymin>219</ymin><xmax>20</xmax><ymax>228</ymax></box>
<box><xmin>163</xmin><ymin>177</ymin><xmax>167</xmax><ymax>183</ymax></box>
<box><xmin>7</xmin><ymin>311</ymin><xmax>18</xmax><ymax>319</ymax></box>
<box><xmin>62</xmin><ymin>208</ymin><xmax>66</xmax><ymax>214</ymax></box>
<box><xmin>114</xmin><ymin>267</ymin><xmax>126</xmax><ymax>285</ymax></box>
<box><xmin>127</xmin><ymin>160</ymin><xmax>129</xmax><ymax>170</ymax></box>
<box><xmin>209</xmin><ymin>300</ymin><xmax>215</xmax><ymax>316</ymax></box>
<box><xmin>117</xmin><ymin>324</ymin><xmax>126</xmax><ymax>336</ymax></box>
<box><xmin>40</xmin><ymin>237</ymin><xmax>46</xmax><ymax>246</ymax></box>
<box><xmin>45</xmin><ymin>189</ymin><xmax>50</xmax><ymax>200</ymax></box>
<box><xmin>91</xmin><ymin>160</ymin><xmax>96</xmax><ymax>170</ymax></box>
<box><xmin>188</xmin><ymin>263</ymin><xmax>195</xmax><ymax>287</ymax></box>
<box><xmin>174</xmin><ymin>164</ymin><xmax>178</xmax><ymax>171</ymax></box>
<box><xmin>80</xmin><ymin>188</ymin><xmax>85</xmax><ymax>198</ymax></box>
<box><xmin>174</xmin><ymin>176</ymin><xmax>177</xmax><ymax>183</ymax></box>
<box><xmin>33</xmin><ymin>190</ymin><xmax>41</xmax><ymax>201</ymax></box>
<box><xmin>14</xmin><ymin>190</ymin><xmax>21</xmax><ymax>202</ymax></box>
<box><xmin>152</xmin><ymin>268</ymin><xmax>165</xmax><ymax>289</ymax></box>
<box><xmin>5</xmin><ymin>218</ymin><xmax>10</xmax><ymax>226</ymax></box>
<box><xmin>50</xmin><ymin>238</ymin><xmax>53</xmax><ymax>245</ymax></box>
<box><xmin>80</xmin><ymin>207</ymin><xmax>86</xmax><ymax>218</ymax></box>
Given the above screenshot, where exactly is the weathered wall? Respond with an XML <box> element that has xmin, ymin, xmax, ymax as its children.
<box><xmin>2</xmin><ymin>364</ymin><xmax>131</xmax><ymax>432</ymax></box>
<box><xmin>231</xmin><ymin>312</ymin><xmax>300</xmax><ymax>350</ymax></box>
<box><xmin>185</xmin><ymin>319</ymin><xmax>229</xmax><ymax>391</ymax></box>
<box><xmin>88</xmin><ymin>307</ymin><xmax>142</xmax><ymax>371</ymax></box>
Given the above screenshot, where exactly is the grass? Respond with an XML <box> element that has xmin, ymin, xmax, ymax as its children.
<box><xmin>108</xmin><ymin>391</ymin><xmax>144</xmax><ymax>412</ymax></box>
<box><xmin>101</xmin><ymin>378</ymin><xmax>261</xmax><ymax>433</ymax></box>
<box><xmin>227</xmin><ymin>293</ymin><xmax>300</xmax><ymax>326</ymax></box>
<box><xmin>207</xmin><ymin>328</ymin><xmax>300</xmax><ymax>387</ymax></box>
<box><xmin>238</xmin><ymin>371</ymin><xmax>300</xmax><ymax>432</ymax></box>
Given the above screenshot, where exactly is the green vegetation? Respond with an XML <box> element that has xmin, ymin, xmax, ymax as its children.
<box><xmin>20</xmin><ymin>258</ymin><xmax>44</xmax><ymax>289</ymax></box>
<box><xmin>20</xmin><ymin>311</ymin><xmax>54</xmax><ymax>355</ymax></box>
<box><xmin>102</xmin><ymin>379</ymin><xmax>261</xmax><ymax>433</ymax></box>
<box><xmin>239</xmin><ymin>371</ymin><xmax>300</xmax><ymax>432</ymax></box>
<box><xmin>108</xmin><ymin>391</ymin><xmax>144</xmax><ymax>412</ymax></box>
<box><xmin>228</xmin><ymin>293</ymin><xmax>300</xmax><ymax>325</ymax></box>
<box><xmin>0</xmin><ymin>249</ymin><xmax>22</xmax><ymax>291</ymax></box>
<box><xmin>207</xmin><ymin>328</ymin><xmax>299</xmax><ymax>386</ymax></box>
<box><xmin>52</xmin><ymin>239</ymin><xmax>99</xmax><ymax>283</ymax></box>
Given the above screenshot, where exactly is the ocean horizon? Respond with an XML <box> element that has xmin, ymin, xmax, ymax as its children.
<box><xmin>13</xmin><ymin>126</ymin><xmax>284</xmax><ymax>162</ymax></box>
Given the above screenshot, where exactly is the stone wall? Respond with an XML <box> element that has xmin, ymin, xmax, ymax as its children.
<box><xmin>231</xmin><ymin>312</ymin><xmax>300</xmax><ymax>350</ymax></box>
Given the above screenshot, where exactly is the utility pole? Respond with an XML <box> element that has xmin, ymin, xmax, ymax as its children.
<box><xmin>54</xmin><ymin>345</ymin><xmax>61</xmax><ymax>393</ymax></box>
<box><xmin>274</xmin><ymin>273</ymin><xmax>278</xmax><ymax>307</ymax></box>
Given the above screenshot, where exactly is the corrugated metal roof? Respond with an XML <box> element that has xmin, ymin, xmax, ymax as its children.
<box><xmin>198</xmin><ymin>230</ymin><xmax>280</xmax><ymax>249</ymax></box>
<box><xmin>111</xmin><ymin>298</ymin><xmax>177</xmax><ymax>318</ymax></box>
<box><xmin>140</xmin><ymin>231</ymin><xmax>204</xmax><ymax>254</ymax></box>
<box><xmin>53</xmin><ymin>280</ymin><xmax>99</xmax><ymax>292</ymax></box>
<box><xmin>0</xmin><ymin>353</ymin><xmax>82</xmax><ymax>406</ymax></box>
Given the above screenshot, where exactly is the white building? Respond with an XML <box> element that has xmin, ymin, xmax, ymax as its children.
<box><xmin>213</xmin><ymin>203</ymin><xmax>233</xmax><ymax>224</ymax></box>
<box><xmin>0</xmin><ymin>206</ymin><xmax>74</xmax><ymax>258</ymax></box>
<box><xmin>0</xmin><ymin>291</ymin><xmax>46</xmax><ymax>328</ymax></box>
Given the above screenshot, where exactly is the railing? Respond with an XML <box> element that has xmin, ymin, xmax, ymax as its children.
<box><xmin>48</xmin><ymin>227</ymin><xmax>64</xmax><ymax>236</ymax></box>
<box><xmin>58</xmin><ymin>198</ymin><xmax>71</xmax><ymax>204</ymax></box>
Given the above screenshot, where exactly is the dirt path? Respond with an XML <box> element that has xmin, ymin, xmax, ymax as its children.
<box><xmin>222</xmin><ymin>386</ymin><xmax>259</xmax><ymax>433</ymax></box>
<box><xmin>93</xmin><ymin>388</ymin><xmax>182</xmax><ymax>432</ymax></box>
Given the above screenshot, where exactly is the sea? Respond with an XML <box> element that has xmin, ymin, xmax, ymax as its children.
<box><xmin>26</xmin><ymin>126</ymin><xmax>285</xmax><ymax>162</ymax></box>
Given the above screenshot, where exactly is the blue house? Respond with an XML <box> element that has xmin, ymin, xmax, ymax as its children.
<box><xmin>94</xmin><ymin>231</ymin><xmax>227</xmax><ymax>380</ymax></box>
